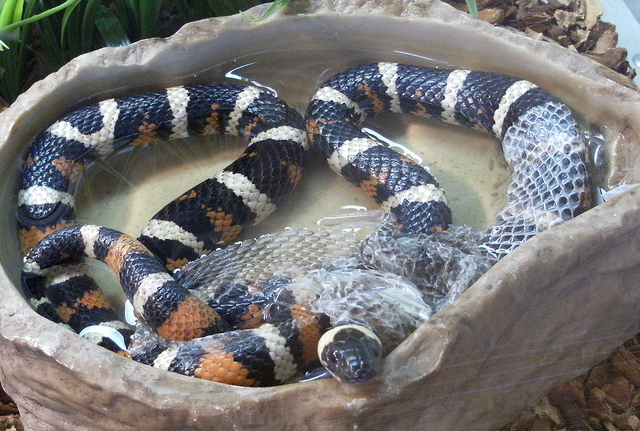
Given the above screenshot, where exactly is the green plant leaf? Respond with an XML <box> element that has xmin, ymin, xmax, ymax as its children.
<box><xmin>112</xmin><ymin>0</ymin><xmax>138</xmax><ymax>38</ymax></box>
<box><xmin>466</xmin><ymin>0</ymin><xmax>478</xmax><ymax>17</ymax></box>
<box><xmin>241</xmin><ymin>0</ymin><xmax>289</xmax><ymax>22</ymax></box>
<box><xmin>138</xmin><ymin>0</ymin><xmax>163</xmax><ymax>39</ymax></box>
<box><xmin>60</xmin><ymin>0</ymin><xmax>83</xmax><ymax>50</ymax></box>
<box><xmin>34</xmin><ymin>11</ymin><xmax>66</xmax><ymax>71</ymax></box>
<box><xmin>95</xmin><ymin>5</ymin><xmax>131</xmax><ymax>47</ymax></box>
<box><xmin>79</xmin><ymin>0</ymin><xmax>102</xmax><ymax>53</ymax></box>
<box><xmin>0</xmin><ymin>0</ymin><xmax>18</xmax><ymax>28</ymax></box>
<box><xmin>12</xmin><ymin>0</ymin><xmax>22</xmax><ymax>22</ymax></box>
<box><xmin>0</xmin><ymin>0</ymin><xmax>81</xmax><ymax>34</ymax></box>
<box><xmin>207</xmin><ymin>0</ymin><xmax>238</xmax><ymax>16</ymax></box>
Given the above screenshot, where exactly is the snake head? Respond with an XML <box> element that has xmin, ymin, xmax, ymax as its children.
<box><xmin>317</xmin><ymin>322</ymin><xmax>382</xmax><ymax>384</ymax></box>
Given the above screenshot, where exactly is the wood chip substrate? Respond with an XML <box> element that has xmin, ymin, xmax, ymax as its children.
<box><xmin>447</xmin><ymin>0</ymin><xmax>637</xmax><ymax>81</ymax></box>
<box><xmin>498</xmin><ymin>336</ymin><xmax>640</xmax><ymax>431</ymax></box>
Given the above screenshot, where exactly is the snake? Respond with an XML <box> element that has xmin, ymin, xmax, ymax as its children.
<box><xmin>19</xmin><ymin>62</ymin><xmax>592</xmax><ymax>386</ymax></box>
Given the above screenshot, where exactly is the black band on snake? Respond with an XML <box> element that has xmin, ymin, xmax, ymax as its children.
<box><xmin>19</xmin><ymin>62</ymin><xmax>592</xmax><ymax>386</ymax></box>
<box><xmin>18</xmin><ymin>83</ymin><xmax>307</xmax><ymax>267</ymax></box>
<box><xmin>305</xmin><ymin>62</ymin><xmax>591</xmax><ymax>258</ymax></box>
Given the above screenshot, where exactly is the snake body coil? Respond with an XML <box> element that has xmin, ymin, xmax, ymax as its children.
<box><xmin>306</xmin><ymin>62</ymin><xmax>591</xmax><ymax>258</ymax></box>
<box><xmin>20</xmin><ymin>63</ymin><xmax>592</xmax><ymax>386</ymax></box>
<box><xmin>18</xmin><ymin>83</ymin><xmax>308</xmax><ymax>267</ymax></box>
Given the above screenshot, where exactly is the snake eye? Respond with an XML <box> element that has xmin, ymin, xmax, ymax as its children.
<box><xmin>263</xmin><ymin>302</ymin><xmax>288</xmax><ymax>319</ymax></box>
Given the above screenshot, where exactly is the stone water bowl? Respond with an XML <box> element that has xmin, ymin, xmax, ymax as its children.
<box><xmin>1</xmin><ymin>0</ymin><xmax>640</xmax><ymax>429</ymax></box>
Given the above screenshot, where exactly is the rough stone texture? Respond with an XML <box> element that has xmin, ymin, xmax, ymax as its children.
<box><xmin>1</xmin><ymin>0</ymin><xmax>640</xmax><ymax>430</ymax></box>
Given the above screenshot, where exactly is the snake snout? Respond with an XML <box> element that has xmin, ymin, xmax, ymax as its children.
<box><xmin>317</xmin><ymin>323</ymin><xmax>383</xmax><ymax>384</ymax></box>
<box><xmin>341</xmin><ymin>351</ymin><xmax>382</xmax><ymax>384</ymax></box>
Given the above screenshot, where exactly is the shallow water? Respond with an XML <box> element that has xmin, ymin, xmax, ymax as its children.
<box><xmin>22</xmin><ymin>50</ymin><xmax>612</xmax><ymax>315</ymax></box>
<box><xmin>74</xmin><ymin>55</ymin><xmax>512</xmax><ymax>235</ymax></box>
<box><xmin>69</xmin><ymin>56</ymin><xmax>576</xmax><ymax>305</ymax></box>
<box><xmin>75</xmin><ymin>115</ymin><xmax>509</xmax><ymax>234</ymax></box>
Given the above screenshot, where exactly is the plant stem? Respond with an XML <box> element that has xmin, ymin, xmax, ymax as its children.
<box><xmin>0</xmin><ymin>0</ymin><xmax>80</xmax><ymax>35</ymax></box>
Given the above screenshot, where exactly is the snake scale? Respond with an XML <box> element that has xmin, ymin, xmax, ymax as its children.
<box><xmin>20</xmin><ymin>62</ymin><xmax>592</xmax><ymax>386</ymax></box>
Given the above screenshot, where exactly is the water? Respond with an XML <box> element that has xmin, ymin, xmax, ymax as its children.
<box><xmin>33</xmin><ymin>51</ymin><xmax>608</xmax><ymax>312</ymax></box>
<box><xmin>74</xmin><ymin>57</ymin><xmax>511</xmax><ymax>239</ymax></box>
